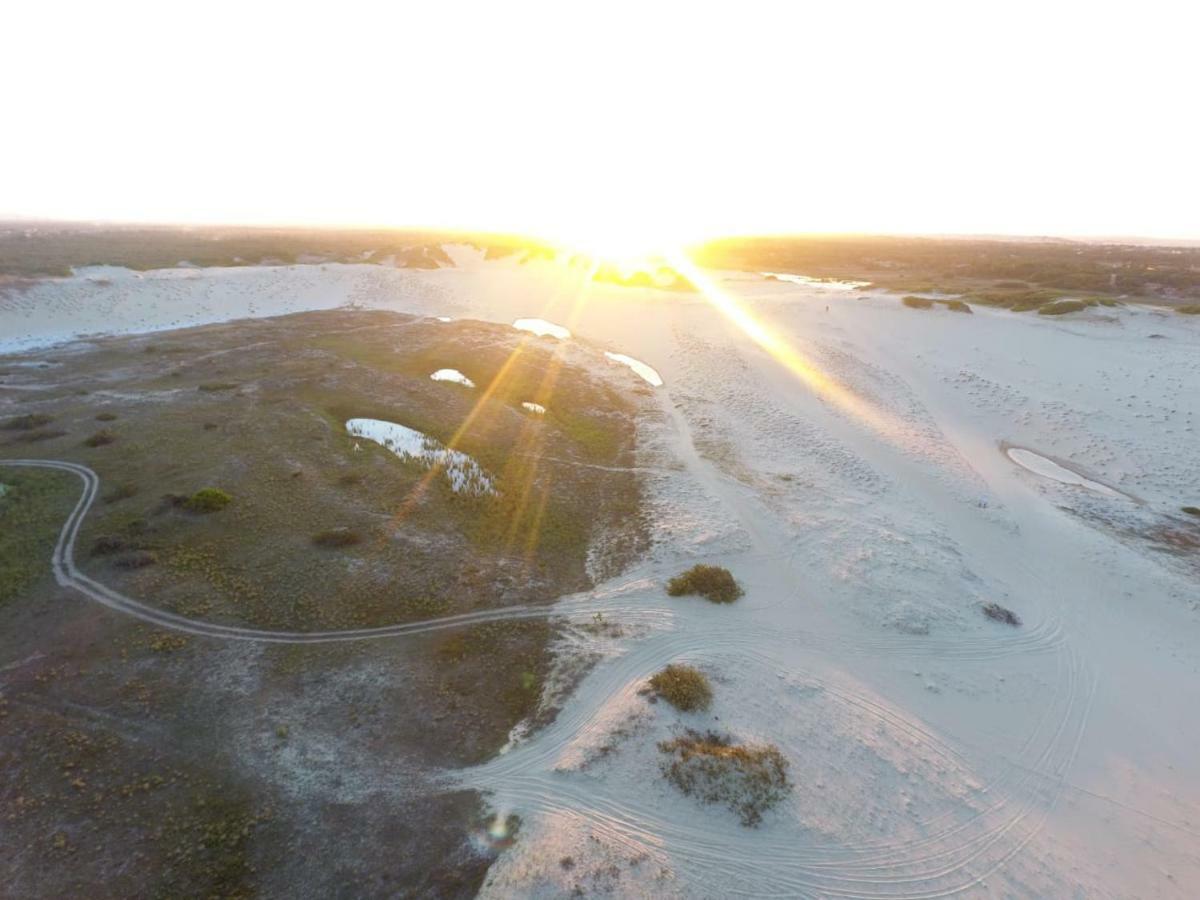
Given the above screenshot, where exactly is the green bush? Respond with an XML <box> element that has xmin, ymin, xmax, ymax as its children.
<box><xmin>1182</xmin><ymin>506</ymin><xmax>1200</xmax><ymax>517</ymax></box>
<box><xmin>1177</xmin><ymin>305</ymin><xmax>1200</xmax><ymax>315</ymax></box>
<box><xmin>902</xmin><ymin>295</ymin><xmax>934</xmax><ymax>309</ymax></box>
<box><xmin>185</xmin><ymin>487</ymin><xmax>233</xmax><ymax>513</ymax></box>
<box><xmin>1038</xmin><ymin>300</ymin><xmax>1087</xmax><ymax>316</ymax></box>
<box><xmin>649</xmin><ymin>664</ymin><xmax>713</xmax><ymax>712</ymax></box>
<box><xmin>95</xmin><ymin>412</ymin><xmax>119</xmax><ymax>421</ymax></box>
<box><xmin>83</xmin><ymin>429</ymin><xmax>116</xmax><ymax>447</ymax></box>
<box><xmin>941</xmin><ymin>299</ymin><xmax>972</xmax><ymax>313</ymax></box>
<box><xmin>667</xmin><ymin>564</ymin><xmax>743</xmax><ymax>603</ymax></box>
<box><xmin>658</xmin><ymin>730</ymin><xmax>791</xmax><ymax>826</ymax></box>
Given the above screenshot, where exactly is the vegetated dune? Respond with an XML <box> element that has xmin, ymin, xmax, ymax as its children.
<box><xmin>2</xmin><ymin>238</ymin><xmax>1200</xmax><ymax>897</ymax></box>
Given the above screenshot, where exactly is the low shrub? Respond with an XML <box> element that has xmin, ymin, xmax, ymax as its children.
<box><xmin>1038</xmin><ymin>300</ymin><xmax>1087</xmax><ymax>316</ymax></box>
<box><xmin>91</xmin><ymin>535</ymin><xmax>132</xmax><ymax>556</ymax></box>
<box><xmin>902</xmin><ymin>296</ymin><xmax>934</xmax><ymax>310</ymax></box>
<box><xmin>1177</xmin><ymin>305</ymin><xmax>1200</xmax><ymax>315</ymax></box>
<box><xmin>667</xmin><ymin>564</ymin><xmax>743</xmax><ymax>604</ymax></box>
<box><xmin>10</xmin><ymin>429</ymin><xmax>66</xmax><ymax>444</ymax></box>
<box><xmin>95</xmin><ymin>412</ymin><xmax>119</xmax><ymax>421</ymax></box>
<box><xmin>83</xmin><ymin>429</ymin><xmax>116</xmax><ymax>447</ymax></box>
<box><xmin>312</xmin><ymin>527</ymin><xmax>362</xmax><ymax>548</ymax></box>
<box><xmin>649</xmin><ymin>664</ymin><xmax>713</xmax><ymax>712</ymax></box>
<box><xmin>103</xmin><ymin>482</ymin><xmax>139</xmax><ymax>504</ymax></box>
<box><xmin>114</xmin><ymin>550</ymin><xmax>158</xmax><ymax>569</ymax></box>
<box><xmin>659</xmin><ymin>730</ymin><xmax>791</xmax><ymax>826</ymax></box>
<box><xmin>982</xmin><ymin>602</ymin><xmax>1021</xmax><ymax>626</ymax></box>
<box><xmin>2</xmin><ymin>413</ymin><xmax>53</xmax><ymax>431</ymax></box>
<box><xmin>198</xmin><ymin>382</ymin><xmax>239</xmax><ymax>392</ymax></box>
<box><xmin>941</xmin><ymin>299</ymin><xmax>972</xmax><ymax>313</ymax></box>
<box><xmin>1181</xmin><ymin>506</ymin><xmax>1200</xmax><ymax>517</ymax></box>
<box><xmin>185</xmin><ymin>487</ymin><xmax>233</xmax><ymax>513</ymax></box>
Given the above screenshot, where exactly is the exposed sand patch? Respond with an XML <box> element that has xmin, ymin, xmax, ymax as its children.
<box><xmin>346</xmin><ymin>417</ymin><xmax>495</xmax><ymax>495</ymax></box>
<box><xmin>1006</xmin><ymin>446</ymin><xmax>1128</xmax><ymax>499</ymax></box>
<box><xmin>604</xmin><ymin>352</ymin><xmax>663</xmax><ymax>386</ymax></box>
<box><xmin>514</xmin><ymin>318</ymin><xmax>571</xmax><ymax>340</ymax></box>
<box><xmin>430</xmin><ymin>368</ymin><xmax>475</xmax><ymax>387</ymax></box>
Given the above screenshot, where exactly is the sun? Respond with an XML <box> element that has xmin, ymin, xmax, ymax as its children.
<box><xmin>546</xmin><ymin>215</ymin><xmax>699</xmax><ymax>273</ymax></box>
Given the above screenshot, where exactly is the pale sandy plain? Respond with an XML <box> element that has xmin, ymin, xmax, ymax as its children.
<box><xmin>3</xmin><ymin>247</ymin><xmax>1199</xmax><ymax>898</ymax></box>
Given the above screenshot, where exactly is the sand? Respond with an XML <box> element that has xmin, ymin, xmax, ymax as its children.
<box><xmin>3</xmin><ymin>247</ymin><xmax>1199</xmax><ymax>896</ymax></box>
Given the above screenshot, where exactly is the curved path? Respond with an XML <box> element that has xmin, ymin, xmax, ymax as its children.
<box><xmin>0</xmin><ymin>458</ymin><xmax>583</xmax><ymax>644</ymax></box>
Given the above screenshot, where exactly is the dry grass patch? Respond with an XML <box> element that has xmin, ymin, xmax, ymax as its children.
<box><xmin>83</xmin><ymin>429</ymin><xmax>116</xmax><ymax>447</ymax></box>
<box><xmin>311</xmin><ymin>527</ymin><xmax>362</xmax><ymax>548</ymax></box>
<box><xmin>659</xmin><ymin>729</ymin><xmax>791</xmax><ymax>826</ymax></box>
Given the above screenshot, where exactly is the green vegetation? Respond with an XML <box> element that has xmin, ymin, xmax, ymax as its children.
<box><xmin>84</xmin><ymin>428</ymin><xmax>116</xmax><ymax>447</ymax></box>
<box><xmin>1178</xmin><ymin>305</ymin><xmax>1200</xmax><ymax>315</ymax></box>
<box><xmin>1038</xmin><ymin>299</ymin><xmax>1088</xmax><ymax>316</ymax></box>
<box><xmin>902</xmin><ymin>296</ymin><xmax>934</xmax><ymax>309</ymax></box>
<box><xmin>942</xmin><ymin>299</ymin><xmax>972</xmax><ymax>313</ymax></box>
<box><xmin>0</xmin><ymin>468</ymin><xmax>77</xmax><ymax>607</ymax></box>
<box><xmin>198</xmin><ymin>382</ymin><xmax>239</xmax><ymax>392</ymax></box>
<box><xmin>667</xmin><ymin>564</ymin><xmax>743</xmax><ymax>604</ymax></box>
<box><xmin>95</xmin><ymin>411</ymin><xmax>119</xmax><ymax>421</ymax></box>
<box><xmin>1181</xmin><ymin>506</ymin><xmax>1200</xmax><ymax>517</ymax></box>
<box><xmin>2</xmin><ymin>413</ymin><xmax>54</xmax><ymax>431</ymax></box>
<box><xmin>649</xmin><ymin>664</ymin><xmax>713</xmax><ymax>712</ymax></box>
<box><xmin>658</xmin><ymin>730</ymin><xmax>791</xmax><ymax>826</ymax></box>
<box><xmin>0</xmin><ymin>222</ymin><xmax>544</xmax><ymax>277</ymax></box>
<box><xmin>185</xmin><ymin>488</ymin><xmax>233</xmax><ymax>513</ymax></box>
<box><xmin>695</xmin><ymin>235</ymin><xmax>1200</xmax><ymax>304</ymax></box>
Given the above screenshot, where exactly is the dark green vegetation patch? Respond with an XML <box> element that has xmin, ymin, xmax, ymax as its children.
<box><xmin>2</xmin><ymin>412</ymin><xmax>54</xmax><ymax>431</ymax></box>
<box><xmin>667</xmin><ymin>564</ymin><xmax>743</xmax><ymax>604</ymax></box>
<box><xmin>0</xmin><ymin>467</ymin><xmax>77</xmax><ymax>607</ymax></box>
<box><xmin>0</xmin><ymin>308</ymin><xmax>653</xmax><ymax>898</ymax></box>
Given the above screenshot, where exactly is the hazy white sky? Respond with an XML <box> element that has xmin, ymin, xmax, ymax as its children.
<box><xmin>3</xmin><ymin>0</ymin><xmax>1198</xmax><ymax>244</ymax></box>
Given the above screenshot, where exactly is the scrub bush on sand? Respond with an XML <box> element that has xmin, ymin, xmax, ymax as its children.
<box><xmin>982</xmin><ymin>601</ymin><xmax>1021</xmax><ymax>626</ymax></box>
<box><xmin>667</xmin><ymin>564</ymin><xmax>743</xmax><ymax>604</ymax></box>
<box><xmin>185</xmin><ymin>487</ymin><xmax>233</xmax><ymax>513</ymax></box>
<box><xmin>649</xmin><ymin>664</ymin><xmax>713</xmax><ymax>712</ymax></box>
<box><xmin>659</xmin><ymin>730</ymin><xmax>791</xmax><ymax>827</ymax></box>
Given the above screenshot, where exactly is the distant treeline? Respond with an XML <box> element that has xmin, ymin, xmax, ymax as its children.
<box><xmin>693</xmin><ymin>235</ymin><xmax>1200</xmax><ymax>302</ymax></box>
<box><xmin>0</xmin><ymin>222</ymin><xmax>546</xmax><ymax>278</ymax></box>
<box><xmin>4</xmin><ymin>224</ymin><xmax>1199</xmax><ymax>305</ymax></box>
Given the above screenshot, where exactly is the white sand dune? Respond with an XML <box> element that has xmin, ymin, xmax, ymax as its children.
<box><xmin>4</xmin><ymin>250</ymin><xmax>1200</xmax><ymax>896</ymax></box>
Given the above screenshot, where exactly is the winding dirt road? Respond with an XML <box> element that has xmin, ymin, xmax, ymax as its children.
<box><xmin>0</xmin><ymin>458</ymin><xmax>594</xmax><ymax>644</ymax></box>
